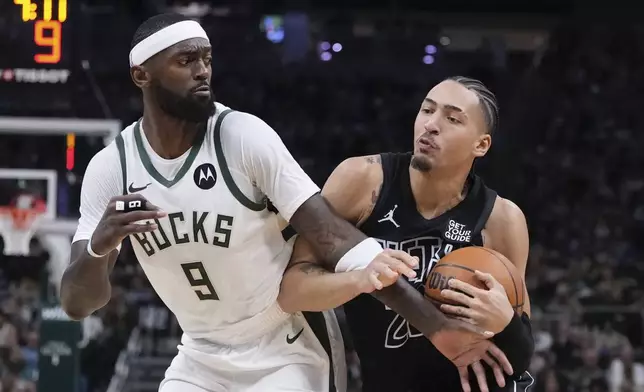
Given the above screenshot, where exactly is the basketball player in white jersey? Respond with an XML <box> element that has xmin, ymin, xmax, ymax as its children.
<box><xmin>60</xmin><ymin>14</ymin><xmax>500</xmax><ymax>392</ymax></box>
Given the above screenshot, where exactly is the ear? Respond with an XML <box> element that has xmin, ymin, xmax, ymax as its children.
<box><xmin>130</xmin><ymin>65</ymin><xmax>151</xmax><ymax>88</ymax></box>
<box><xmin>473</xmin><ymin>133</ymin><xmax>491</xmax><ymax>158</ymax></box>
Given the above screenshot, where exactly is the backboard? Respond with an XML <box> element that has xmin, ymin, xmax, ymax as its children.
<box><xmin>0</xmin><ymin>116</ymin><xmax>121</xmax><ymax>290</ymax></box>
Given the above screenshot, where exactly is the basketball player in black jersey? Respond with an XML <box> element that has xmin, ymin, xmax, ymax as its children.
<box><xmin>278</xmin><ymin>76</ymin><xmax>535</xmax><ymax>392</ymax></box>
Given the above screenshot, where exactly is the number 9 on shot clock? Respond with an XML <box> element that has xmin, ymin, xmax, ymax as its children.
<box><xmin>14</xmin><ymin>0</ymin><xmax>70</xmax><ymax>65</ymax></box>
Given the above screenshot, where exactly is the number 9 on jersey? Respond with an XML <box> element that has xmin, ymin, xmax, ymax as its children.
<box><xmin>181</xmin><ymin>262</ymin><xmax>219</xmax><ymax>300</ymax></box>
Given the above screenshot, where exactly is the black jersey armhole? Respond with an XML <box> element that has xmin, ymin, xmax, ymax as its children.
<box><xmin>213</xmin><ymin>109</ymin><xmax>266</xmax><ymax>212</ymax></box>
<box><xmin>473</xmin><ymin>187</ymin><xmax>498</xmax><ymax>234</ymax></box>
<box><xmin>115</xmin><ymin>133</ymin><xmax>127</xmax><ymax>196</ymax></box>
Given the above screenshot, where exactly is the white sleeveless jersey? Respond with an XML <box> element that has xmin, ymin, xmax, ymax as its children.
<box><xmin>110</xmin><ymin>103</ymin><xmax>319</xmax><ymax>344</ymax></box>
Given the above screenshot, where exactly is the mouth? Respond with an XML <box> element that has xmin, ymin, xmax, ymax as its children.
<box><xmin>192</xmin><ymin>85</ymin><xmax>211</xmax><ymax>97</ymax></box>
<box><xmin>418</xmin><ymin>137</ymin><xmax>439</xmax><ymax>154</ymax></box>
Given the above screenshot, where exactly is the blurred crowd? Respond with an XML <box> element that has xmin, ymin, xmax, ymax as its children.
<box><xmin>0</xmin><ymin>243</ymin><xmax>47</xmax><ymax>392</ymax></box>
<box><xmin>513</xmin><ymin>26</ymin><xmax>644</xmax><ymax>392</ymax></box>
<box><xmin>1</xmin><ymin>2</ymin><xmax>644</xmax><ymax>391</ymax></box>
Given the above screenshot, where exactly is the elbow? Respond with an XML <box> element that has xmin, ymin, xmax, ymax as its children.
<box><xmin>62</xmin><ymin>307</ymin><xmax>90</xmax><ymax>321</ymax></box>
<box><xmin>60</xmin><ymin>299</ymin><xmax>92</xmax><ymax>321</ymax></box>
<box><xmin>278</xmin><ymin>267</ymin><xmax>319</xmax><ymax>313</ymax></box>
<box><xmin>61</xmin><ymin>295</ymin><xmax>110</xmax><ymax>320</ymax></box>
<box><xmin>59</xmin><ymin>280</ymin><xmax>110</xmax><ymax>321</ymax></box>
<box><xmin>277</xmin><ymin>278</ymin><xmax>302</xmax><ymax>314</ymax></box>
<box><xmin>277</xmin><ymin>297</ymin><xmax>299</xmax><ymax>315</ymax></box>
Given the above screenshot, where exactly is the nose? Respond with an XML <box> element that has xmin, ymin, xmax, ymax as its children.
<box><xmin>423</xmin><ymin>116</ymin><xmax>440</xmax><ymax>135</ymax></box>
<box><xmin>193</xmin><ymin>59</ymin><xmax>209</xmax><ymax>81</ymax></box>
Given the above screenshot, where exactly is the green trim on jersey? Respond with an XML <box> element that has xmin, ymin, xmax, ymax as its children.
<box><xmin>213</xmin><ymin>109</ymin><xmax>266</xmax><ymax>211</ymax></box>
<box><xmin>115</xmin><ymin>133</ymin><xmax>128</xmax><ymax>195</ymax></box>
<box><xmin>133</xmin><ymin>119</ymin><xmax>207</xmax><ymax>188</ymax></box>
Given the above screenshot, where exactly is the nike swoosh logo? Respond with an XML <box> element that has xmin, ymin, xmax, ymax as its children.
<box><xmin>128</xmin><ymin>182</ymin><xmax>151</xmax><ymax>193</ymax></box>
<box><xmin>286</xmin><ymin>328</ymin><xmax>304</xmax><ymax>344</ymax></box>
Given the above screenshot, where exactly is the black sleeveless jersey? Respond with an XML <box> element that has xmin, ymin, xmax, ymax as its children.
<box><xmin>343</xmin><ymin>152</ymin><xmax>499</xmax><ymax>392</ymax></box>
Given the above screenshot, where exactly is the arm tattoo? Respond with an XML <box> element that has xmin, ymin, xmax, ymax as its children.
<box><xmin>289</xmin><ymin>194</ymin><xmax>367</xmax><ymax>269</ymax></box>
<box><xmin>290</xmin><ymin>156</ymin><xmax>381</xmax><ymax>266</ymax></box>
<box><xmin>364</xmin><ymin>155</ymin><xmax>381</xmax><ymax>165</ymax></box>
<box><xmin>298</xmin><ymin>262</ymin><xmax>327</xmax><ymax>275</ymax></box>
<box><xmin>289</xmin><ymin>192</ymin><xmax>449</xmax><ymax>339</ymax></box>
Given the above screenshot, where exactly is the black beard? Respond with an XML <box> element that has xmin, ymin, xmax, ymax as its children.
<box><xmin>150</xmin><ymin>80</ymin><xmax>216</xmax><ymax>123</ymax></box>
<box><xmin>410</xmin><ymin>154</ymin><xmax>432</xmax><ymax>172</ymax></box>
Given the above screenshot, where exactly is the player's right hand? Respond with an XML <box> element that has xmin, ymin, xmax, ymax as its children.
<box><xmin>90</xmin><ymin>195</ymin><xmax>166</xmax><ymax>256</ymax></box>
<box><xmin>430</xmin><ymin>318</ymin><xmax>495</xmax><ymax>367</ymax></box>
<box><xmin>458</xmin><ymin>343</ymin><xmax>513</xmax><ymax>392</ymax></box>
<box><xmin>356</xmin><ymin>249</ymin><xmax>419</xmax><ymax>293</ymax></box>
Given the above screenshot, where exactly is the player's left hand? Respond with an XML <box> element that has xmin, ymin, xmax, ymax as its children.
<box><xmin>457</xmin><ymin>343</ymin><xmax>513</xmax><ymax>392</ymax></box>
<box><xmin>439</xmin><ymin>270</ymin><xmax>514</xmax><ymax>334</ymax></box>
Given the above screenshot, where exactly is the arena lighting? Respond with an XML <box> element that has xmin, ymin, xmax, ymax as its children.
<box><xmin>425</xmin><ymin>44</ymin><xmax>437</xmax><ymax>54</ymax></box>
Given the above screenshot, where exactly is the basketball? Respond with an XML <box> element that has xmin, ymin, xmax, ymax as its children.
<box><xmin>424</xmin><ymin>246</ymin><xmax>525</xmax><ymax>314</ymax></box>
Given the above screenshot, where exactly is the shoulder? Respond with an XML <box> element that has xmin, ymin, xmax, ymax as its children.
<box><xmin>322</xmin><ymin>154</ymin><xmax>384</xmax><ymax>224</ymax></box>
<box><xmin>325</xmin><ymin>155</ymin><xmax>383</xmax><ymax>193</ymax></box>
<box><xmin>484</xmin><ymin>196</ymin><xmax>529</xmax><ymax>268</ymax></box>
<box><xmin>487</xmin><ymin>196</ymin><xmax>527</xmax><ymax>231</ymax></box>
<box><xmin>215</xmin><ymin>106</ymin><xmax>276</xmax><ymax>141</ymax></box>
<box><xmin>87</xmin><ymin>140</ymin><xmax>121</xmax><ymax>173</ymax></box>
<box><xmin>82</xmin><ymin>138</ymin><xmax>123</xmax><ymax>191</ymax></box>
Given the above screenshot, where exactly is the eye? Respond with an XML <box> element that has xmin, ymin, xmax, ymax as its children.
<box><xmin>421</xmin><ymin>107</ymin><xmax>434</xmax><ymax>114</ymax></box>
<box><xmin>204</xmin><ymin>56</ymin><xmax>213</xmax><ymax>66</ymax></box>
<box><xmin>177</xmin><ymin>57</ymin><xmax>191</xmax><ymax>66</ymax></box>
<box><xmin>447</xmin><ymin>116</ymin><xmax>461</xmax><ymax>124</ymax></box>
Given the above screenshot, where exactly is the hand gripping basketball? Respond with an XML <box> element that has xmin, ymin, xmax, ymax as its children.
<box><xmin>90</xmin><ymin>194</ymin><xmax>166</xmax><ymax>256</ymax></box>
<box><xmin>440</xmin><ymin>271</ymin><xmax>515</xmax><ymax>334</ymax></box>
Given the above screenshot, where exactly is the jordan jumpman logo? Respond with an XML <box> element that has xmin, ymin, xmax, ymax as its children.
<box><xmin>378</xmin><ymin>205</ymin><xmax>400</xmax><ymax>228</ymax></box>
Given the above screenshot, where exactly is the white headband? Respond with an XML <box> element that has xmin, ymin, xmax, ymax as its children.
<box><xmin>129</xmin><ymin>20</ymin><xmax>210</xmax><ymax>66</ymax></box>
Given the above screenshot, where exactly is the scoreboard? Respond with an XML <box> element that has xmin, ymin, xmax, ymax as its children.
<box><xmin>0</xmin><ymin>0</ymin><xmax>75</xmax><ymax>114</ymax></box>
<box><xmin>13</xmin><ymin>0</ymin><xmax>74</xmax><ymax>65</ymax></box>
<box><xmin>15</xmin><ymin>0</ymin><xmax>69</xmax><ymax>65</ymax></box>
<box><xmin>0</xmin><ymin>0</ymin><xmax>73</xmax><ymax>85</ymax></box>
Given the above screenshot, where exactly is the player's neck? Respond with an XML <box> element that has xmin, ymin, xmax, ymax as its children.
<box><xmin>409</xmin><ymin>165</ymin><xmax>470</xmax><ymax>220</ymax></box>
<box><xmin>141</xmin><ymin>107</ymin><xmax>201</xmax><ymax>159</ymax></box>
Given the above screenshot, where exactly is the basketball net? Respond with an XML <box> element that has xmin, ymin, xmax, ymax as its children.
<box><xmin>0</xmin><ymin>193</ymin><xmax>46</xmax><ymax>256</ymax></box>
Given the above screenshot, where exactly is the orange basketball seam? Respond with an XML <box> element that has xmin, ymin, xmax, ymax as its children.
<box><xmin>423</xmin><ymin>294</ymin><xmax>460</xmax><ymax>307</ymax></box>
<box><xmin>432</xmin><ymin>263</ymin><xmax>476</xmax><ymax>273</ymax></box>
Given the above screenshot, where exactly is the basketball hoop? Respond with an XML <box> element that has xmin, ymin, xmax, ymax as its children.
<box><xmin>0</xmin><ymin>206</ymin><xmax>45</xmax><ymax>256</ymax></box>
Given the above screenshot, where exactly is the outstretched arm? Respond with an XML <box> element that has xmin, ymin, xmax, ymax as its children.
<box><xmin>275</xmin><ymin>153</ymin><xmax>452</xmax><ymax>340</ymax></box>
<box><xmin>279</xmin><ymin>155</ymin><xmax>417</xmax><ymax>314</ymax></box>
<box><xmin>279</xmin><ymin>238</ymin><xmax>367</xmax><ymax>313</ymax></box>
<box><xmin>287</xmin><ymin>191</ymin><xmax>451</xmax><ymax>341</ymax></box>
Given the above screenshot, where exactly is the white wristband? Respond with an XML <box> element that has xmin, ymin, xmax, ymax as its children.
<box><xmin>335</xmin><ymin>237</ymin><xmax>383</xmax><ymax>273</ymax></box>
<box><xmin>86</xmin><ymin>237</ymin><xmax>108</xmax><ymax>258</ymax></box>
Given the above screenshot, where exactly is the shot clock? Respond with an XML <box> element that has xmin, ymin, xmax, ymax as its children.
<box><xmin>0</xmin><ymin>0</ymin><xmax>73</xmax><ymax>106</ymax></box>
<box><xmin>13</xmin><ymin>0</ymin><xmax>69</xmax><ymax>66</ymax></box>
<box><xmin>0</xmin><ymin>0</ymin><xmax>73</xmax><ymax>95</ymax></box>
